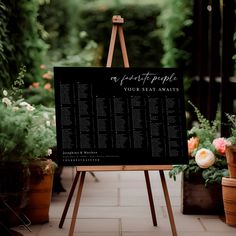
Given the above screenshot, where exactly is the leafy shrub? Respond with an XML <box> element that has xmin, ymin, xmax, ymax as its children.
<box><xmin>0</xmin><ymin>1</ymin><xmax>12</xmax><ymax>88</ymax></box>
<box><xmin>0</xmin><ymin>0</ymin><xmax>47</xmax><ymax>88</ymax></box>
<box><xmin>38</xmin><ymin>0</ymin><xmax>100</xmax><ymax>68</ymax></box>
<box><xmin>78</xmin><ymin>3</ymin><xmax>163</xmax><ymax>67</ymax></box>
<box><xmin>157</xmin><ymin>0</ymin><xmax>193</xmax><ymax>73</ymax></box>
<box><xmin>38</xmin><ymin>0</ymin><xmax>80</xmax><ymax>61</ymax></box>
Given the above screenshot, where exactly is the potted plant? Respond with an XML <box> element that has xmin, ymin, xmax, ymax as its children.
<box><xmin>225</xmin><ymin>113</ymin><xmax>236</xmax><ymax>178</ymax></box>
<box><xmin>221</xmin><ymin>113</ymin><xmax>236</xmax><ymax>226</ymax></box>
<box><xmin>169</xmin><ymin>102</ymin><xmax>229</xmax><ymax>214</ymax></box>
<box><xmin>0</xmin><ymin>75</ymin><xmax>57</xmax><ymax>225</ymax></box>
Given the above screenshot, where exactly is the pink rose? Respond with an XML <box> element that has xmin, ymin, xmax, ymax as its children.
<box><xmin>44</xmin><ymin>83</ymin><xmax>52</xmax><ymax>91</ymax></box>
<box><xmin>188</xmin><ymin>137</ymin><xmax>199</xmax><ymax>156</ymax></box>
<box><xmin>42</xmin><ymin>72</ymin><xmax>52</xmax><ymax>80</ymax></box>
<box><xmin>212</xmin><ymin>138</ymin><xmax>231</xmax><ymax>156</ymax></box>
<box><xmin>32</xmin><ymin>82</ymin><xmax>40</xmax><ymax>88</ymax></box>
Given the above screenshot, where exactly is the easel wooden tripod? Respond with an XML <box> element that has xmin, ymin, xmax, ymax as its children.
<box><xmin>59</xmin><ymin>15</ymin><xmax>178</xmax><ymax>236</ymax></box>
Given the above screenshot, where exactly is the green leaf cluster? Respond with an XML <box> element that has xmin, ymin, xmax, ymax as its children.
<box><xmin>202</xmin><ymin>167</ymin><xmax>228</xmax><ymax>185</ymax></box>
<box><xmin>226</xmin><ymin>113</ymin><xmax>236</xmax><ymax>144</ymax></box>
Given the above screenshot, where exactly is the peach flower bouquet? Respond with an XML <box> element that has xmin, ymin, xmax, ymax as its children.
<box><xmin>169</xmin><ymin>102</ymin><xmax>229</xmax><ymax>185</ymax></box>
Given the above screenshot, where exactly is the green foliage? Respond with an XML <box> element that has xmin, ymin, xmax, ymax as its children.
<box><xmin>11</xmin><ymin>66</ymin><xmax>26</xmax><ymax>99</ymax></box>
<box><xmin>169</xmin><ymin>159</ymin><xmax>201</xmax><ymax>181</ymax></box>
<box><xmin>202</xmin><ymin>167</ymin><xmax>228</xmax><ymax>185</ymax></box>
<box><xmin>0</xmin><ymin>102</ymin><xmax>56</xmax><ymax>164</ymax></box>
<box><xmin>0</xmin><ymin>70</ymin><xmax>56</xmax><ymax>164</ymax></box>
<box><xmin>78</xmin><ymin>0</ymin><xmax>164</xmax><ymax>6</ymax></box>
<box><xmin>23</xmin><ymin>65</ymin><xmax>55</xmax><ymax>107</ymax></box>
<box><xmin>38</xmin><ymin>0</ymin><xmax>100</xmax><ymax>67</ymax></box>
<box><xmin>170</xmin><ymin>159</ymin><xmax>228</xmax><ymax>185</ymax></box>
<box><xmin>0</xmin><ymin>1</ymin><xmax>11</xmax><ymax>88</ymax></box>
<box><xmin>157</xmin><ymin>0</ymin><xmax>193</xmax><ymax>73</ymax></box>
<box><xmin>78</xmin><ymin>3</ymin><xmax>163</xmax><ymax>67</ymax></box>
<box><xmin>38</xmin><ymin>0</ymin><xmax>80</xmax><ymax>61</ymax></box>
<box><xmin>24</xmin><ymin>88</ymin><xmax>55</xmax><ymax>107</ymax></box>
<box><xmin>226</xmin><ymin>113</ymin><xmax>236</xmax><ymax>144</ymax></box>
<box><xmin>233</xmin><ymin>32</ymin><xmax>236</xmax><ymax>73</ymax></box>
<box><xmin>188</xmin><ymin>101</ymin><xmax>220</xmax><ymax>142</ymax></box>
<box><xmin>53</xmin><ymin>40</ymin><xmax>100</xmax><ymax>67</ymax></box>
<box><xmin>24</xmin><ymin>106</ymin><xmax>56</xmax><ymax>158</ymax></box>
<box><xmin>0</xmin><ymin>0</ymin><xmax>47</xmax><ymax>88</ymax></box>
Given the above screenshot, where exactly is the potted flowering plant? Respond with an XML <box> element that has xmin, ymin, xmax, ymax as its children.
<box><xmin>0</xmin><ymin>71</ymin><xmax>57</xmax><ymax>225</ymax></box>
<box><xmin>169</xmin><ymin>102</ymin><xmax>229</xmax><ymax>214</ymax></box>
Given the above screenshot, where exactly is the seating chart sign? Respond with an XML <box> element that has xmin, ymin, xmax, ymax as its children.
<box><xmin>54</xmin><ymin>67</ymin><xmax>188</xmax><ymax>166</ymax></box>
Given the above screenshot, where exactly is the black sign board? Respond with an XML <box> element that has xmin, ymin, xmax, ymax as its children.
<box><xmin>54</xmin><ymin>67</ymin><xmax>188</xmax><ymax>166</ymax></box>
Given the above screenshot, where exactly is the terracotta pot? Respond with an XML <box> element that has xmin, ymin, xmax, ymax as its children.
<box><xmin>222</xmin><ymin>177</ymin><xmax>236</xmax><ymax>227</ymax></box>
<box><xmin>226</xmin><ymin>145</ymin><xmax>236</xmax><ymax>178</ymax></box>
<box><xmin>24</xmin><ymin>160</ymin><xmax>54</xmax><ymax>224</ymax></box>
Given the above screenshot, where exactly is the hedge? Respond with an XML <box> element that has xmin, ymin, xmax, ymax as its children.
<box><xmin>157</xmin><ymin>0</ymin><xmax>193</xmax><ymax>74</ymax></box>
<box><xmin>78</xmin><ymin>4</ymin><xmax>163</xmax><ymax>67</ymax></box>
<box><xmin>0</xmin><ymin>0</ymin><xmax>47</xmax><ymax>88</ymax></box>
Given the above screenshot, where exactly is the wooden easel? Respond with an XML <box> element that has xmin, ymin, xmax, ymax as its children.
<box><xmin>59</xmin><ymin>15</ymin><xmax>177</xmax><ymax>236</ymax></box>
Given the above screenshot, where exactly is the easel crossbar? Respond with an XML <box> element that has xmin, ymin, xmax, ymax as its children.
<box><xmin>76</xmin><ymin>165</ymin><xmax>172</xmax><ymax>172</ymax></box>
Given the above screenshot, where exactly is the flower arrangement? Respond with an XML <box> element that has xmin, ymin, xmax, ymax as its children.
<box><xmin>169</xmin><ymin>101</ymin><xmax>229</xmax><ymax>185</ymax></box>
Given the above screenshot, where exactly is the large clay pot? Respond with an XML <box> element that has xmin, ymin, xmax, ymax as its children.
<box><xmin>225</xmin><ymin>145</ymin><xmax>236</xmax><ymax>178</ymax></box>
<box><xmin>182</xmin><ymin>172</ymin><xmax>224</xmax><ymax>214</ymax></box>
<box><xmin>222</xmin><ymin>177</ymin><xmax>236</xmax><ymax>227</ymax></box>
<box><xmin>24</xmin><ymin>160</ymin><xmax>54</xmax><ymax>224</ymax></box>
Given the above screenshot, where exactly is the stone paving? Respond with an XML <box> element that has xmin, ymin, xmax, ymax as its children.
<box><xmin>13</xmin><ymin>167</ymin><xmax>236</xmax><ymax>236</ymax></box>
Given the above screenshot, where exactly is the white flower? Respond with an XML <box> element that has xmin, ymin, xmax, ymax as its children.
<box><xmin>19</xmin><ymin>101</ymin><xmax>30</xmax><ymax>107</ymax></box>
<box><xmin>2</xmin><ymin>97</ymin><xmax>12</xmax><ymax>106</ymax></box>
<box><xmin>47</xmin><ymin>149</ymin><xmax>52</xmax><ymax>156</ymax></box>
<box><xmin>43</xmin><ymin>112</ymin><xmax>49</xmax><ymax>119</ymax></box>
<box><xmin>79</xmin><ymin>31</ymin><xmax>88</xmax><ymax>39</ymax></box>
<box><xmin>195</xmin><ymin>148</ymin><xmax>215</xmax><ymax>168</ymax></box>
<box><xmin>12</xmin><ymin>106</ymin><xmax>19</xmax><ymax>111</ymax></box>
<box><xmin>46</xmin><ymin>120</ymin><xmax>51</xmax><ymax>126</ymax></box>
<box><xmin>3</xmin><ymin>90</ymin><xmax>8</xmax><ymax>96</ymax></box>
<box><xmin>26</xmin><ymin>105</ymin><xmax>35</xmax><ymax>111</ymax></box>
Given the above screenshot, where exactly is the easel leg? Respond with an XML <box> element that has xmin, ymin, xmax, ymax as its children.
<box><xmin>59</xmin><ymin>171</ymin><xmax>81</xmax><ymax>228</ymax></box>
<box><xmin>159</xmin><ymin>170</ymin><xmax>177</xmax><ymax>236</ymax></box>
<box><xmin>69</xmin><ymin>171</ymin><xmax>86</xmax><ymax>236</ymax></box>
<box><xmin>118</xmin><ymin>26</ymin><xmax>129</xmax><ymax>67</ymax></box>
<box><xmin>144</xmin><ymin>170</ymin><xmax>157</xmax><ymax>226</ymax></box>
<box><xmin>106</xmin><ymin>25</ymin><xmax>118</xmax><ymax>67</ymax></box>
